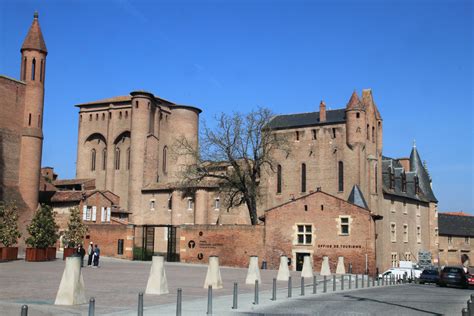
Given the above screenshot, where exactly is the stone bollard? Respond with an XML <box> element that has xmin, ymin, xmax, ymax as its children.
<box><xmin>336</xmin><ymin>257</ymin><xmax>346</xmax><ymax>275</ymax></box>
<box><xmin>246</xmin><ymin>256</ymin><xmax>262</xmax><ymax>285</ymax></box>
<box><xmin>55</xmin><ymin>255</ymin><xmax>87</xmax><ymax>305</ymax></box>
<box><xmin>301</xmin><ymin>256</ymin><xmax>314</xmax><ymax>278</ymax></box>
<box><xmin>277</xmin><ymin>256</ymin><xmax>290</xmax><ymax>281</ymax></box>
<box><xmin>320</xmin><ymin>256</ymin><xmax>332</xmax><ymax>276</ymax></box>
<box><xmin>204</xmin><ymin>256</ymin><xmax>223</xmax><ymax>289</ymax></box>
<box><xmin>146</xmin><ymin>256</ymin><xmax>169</xmax><ymax>295</ymax></box>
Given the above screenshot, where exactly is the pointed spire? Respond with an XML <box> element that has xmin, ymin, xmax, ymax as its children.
<box><xmin>21</xmin><ymin>12</ymin><xmax>47</xmax><ymax>54</ymax></box>
<box><xmin>348</xmin><ymin>185</ymin><xmax>369</xmax><ymax>209</ymax></box>
<box><xmin>346</xmin><ymin>91</ymin><xmax>361</xmax><ymax>110</ymax></box>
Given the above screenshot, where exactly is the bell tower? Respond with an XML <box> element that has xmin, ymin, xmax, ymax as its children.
<box><xmin>18</xmin><ymin>12</ymin><xmax>47</xmax><ymax>211</ymax></box>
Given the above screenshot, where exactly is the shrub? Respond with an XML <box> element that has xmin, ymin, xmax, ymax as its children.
<box><xmin>62</xmin><ymin>207</ymin><xmax>88</xmax><ymax>248</ymax></box>
<box><xmin>0</xmin><ymin>201</ymin><xmax>21</xmax><ymax>247</ymax></box>
<box><xmin>26</xmin><ymin>204</ymin><xmax>59</xmax><ymax>249</ymax></box>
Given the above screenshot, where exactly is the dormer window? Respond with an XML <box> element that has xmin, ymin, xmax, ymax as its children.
<box><xmin>414</xmin><ymin>176</ymin><xmax>420</xmax><ymax>194</ymax></box>
<box><xmin>401</xmin><ymin>172</ymin><xmax>407</xmax><ymax>192</ymax></box>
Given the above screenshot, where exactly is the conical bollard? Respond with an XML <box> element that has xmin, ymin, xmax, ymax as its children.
<box><xmin>277</xmin><ymin>255</ymin><xmax>290</xmax><ymax>281</ymax></box>
<box><xmin>204</xmin><ymin>256</ymin><xmax>223</xmax><ymax>289</ymax></box>
<box><xmin>55</xmin><ymin>255</ymin><xmax>87</xmax><ymax>305</ymax></box>
<box><xmin>320</xmin><ymin>256</ymin><xmax>332</xmax><ymax>276</ymax></box>
<box><xmin>245</xmin><ymin>256</ymin><xmax>262</xmax><ymax>285</ymax></box>
<box><xmin>145</xmin><ymin>255</ymin><xmax>169</xmax><ymax>295</ymax></box>
<box><xmin>336</xmin><ymin>256</ymin><xmax>346</xmax><ymax>274</ymax></box>
<box><xmin>301</xmin><ymin>256</ymin><xmax>313</xmax><ymax>278</ymax></box>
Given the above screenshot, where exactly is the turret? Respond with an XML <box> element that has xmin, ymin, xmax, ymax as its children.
<box><xmin>18</xmin><ymin>12</ymin><xmax>47</xmax><ymax>211</ymax></box>
<box><xmin>345</xmin><ymin>91</ymin><xmax>366</xmax><ymax>148</ymax></box>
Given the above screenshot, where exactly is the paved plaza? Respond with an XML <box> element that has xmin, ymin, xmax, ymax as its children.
<box><xmin>0</xmin><ymin>255</ymin><xmax>470</xmax><ymax>315</ymax></box>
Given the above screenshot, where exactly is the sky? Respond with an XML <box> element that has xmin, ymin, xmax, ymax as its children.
<box><xmin>0</xmin><ymin>0</ymin><xmax>472</xmax><ymax>213</ymax></box>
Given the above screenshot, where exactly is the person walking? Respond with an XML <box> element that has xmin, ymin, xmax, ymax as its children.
<box><xmin>77</xmin><ymin>244</ymin><xmax>86</xmax><ymax>267</ymax></box>
<box><xmin>93</xmin><ymin>244</ymin><xmax>101</xmax><ymax>267</ymax></box>
<box><xmin>87</xmin><ymin>242</ymin><xmax>94</xmax><ymax>267</ymax></box>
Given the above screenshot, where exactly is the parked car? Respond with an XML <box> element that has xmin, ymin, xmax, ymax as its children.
<box><xmin>438</xmin><ymin>266</ymin><xmax>468</xmax><ymax>288</ymax></box>
<box><xmin>467</xmin><ymin>273</ymin><xmax>474</xmax><ymax>288</ymax></box>
<box><xmin>378</xmin><ymin>268</ymin><xmax>409</xmax><ymax>281</ymax></box>
<box><xmin>418</xmin><ymin>269</ymin><xmax>439</xmax><ymax>284</ymax></box>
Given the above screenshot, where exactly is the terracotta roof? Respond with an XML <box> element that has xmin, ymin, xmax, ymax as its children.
<box><xmin>53</xmin><ymin>178</ymin><xmax>95</xmax><ymax>186</ymax></box>
<box><xmin>50</xmin><ymin>190</ymin><xmax>119</xmax><ymax>204</ymax></box>
<box><xmin>346</xmin><ymin>91</ymin><xmax>363</xmax><ymax>110</ymax></box>
<box><xmin>21</xmin><ymin>12</ymin><xmax>47</xmax><ymax>54</ymax></box>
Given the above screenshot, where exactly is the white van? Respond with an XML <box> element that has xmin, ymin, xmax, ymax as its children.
<box><xmin>378</xmin><ymin>267</ymin><xmax>422</xmax><ymax>281</ymax></box>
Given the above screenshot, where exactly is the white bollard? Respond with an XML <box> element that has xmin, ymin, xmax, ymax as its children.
<box><xmin>301</xmin><ymin>256</ymin><xmax>314</xmax><ymax>278</ymax></box>
<box><xmin>277</xmin><ymin>256</ymin><xmax>290</xmax><ymax>281</ymax></box>
<box><xmin>320</xmin><ymin>256</ymin><xmax>332</xmax><ymax>276</ymax></box>
<box><xmin>145</xmin><ymin>256</ymin><xmax>169</xmax><ymax>295</ymax></box>
<box><xmin>245</xmin><ymin>256</ymin><xmax>262</xmax><ymax>285</ymax></box>
<box><xmin>54</xmin><ymin>256</ymin><xmax>87</xmax><ymax>305</ymax></box>
<box><xmin>204</xmin><ymin>255</ymin><xmax>223</xmax><ymax>289</ymax></box>
<box><xmin>336</xmin><ymin>256</ymin><xmax>346</xmax><ymax>275</ymax></box>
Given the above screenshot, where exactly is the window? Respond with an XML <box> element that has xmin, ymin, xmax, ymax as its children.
<box><xmin>416</xmin><ymin>204</ymin><xmax>420</xmax><ymax>217</ymax></box>
<box><xmin>89</xmin><ymin>114</ymin><xmax>92</xmax><ymax>121</ymax></box>
<box><xmin>405</xmin><ymin>252</ymin><xmax>411</xmax><ymax>261</ymax></box>
<box><xmin>135</xmin><ymin>101</ymin><xmax>139</xmax><ymax>108</ymax></box>
<box><xmin>109</xmin><ymin>112</ymin><xmax>112</xmax><ymax>119</ymax></box>
<box><xmin>312</xmin><ymin>129</ymin><xmax>317</xmax><ymax>140</ymax></box>
<box><xmin>91</xmin><ymin>149</ymin><xmax>96</xmax><ymax>171</ymax></box>
<box><xmin>31</xmin><ymin>58</ymin><xmax>36</xmax><ymax>80</ymax></box>
<box><xmin>162</xmin><ymin>146</ymin><xmax>167</xmax><ymax>173</ymax></box>
<box><xmin>214</xmin><ymin>198</ymin><xmax>220</xmax><ymax>210</ymax></box>
<box><xmin>297</xmin><ymin>225</ymin><xmax>312</xmax><ymax>245</ymax></box>
<box><xmin>391</xmin><ymin>198</ymin><xmax>395</xmax><ymax>213</ymax></box>
<box><xmin>435</xmin><ymin>228</ymin><xmax>439</xmax><ymax>244</ymax></box>
<box><xmin>119</xmin><ymin>111</ymin><xmax>122</xmax><ymax>119</ymax></box>
<box><xmin>416</xmin><ymin>226</ymin><xmax>421</xmax><ymax>243</ymax></box>
<box><xmin>465</xmin><ymin>237</ymin><xmax>470</xmax><ymax>245</ymax></box>
<box><xmin>374</xmin><ymin>163</ymin><xmax>378</xmax><ymax>193</ymax></box>
<box><xmin>356</xmin><ymin>112</ymin><xmax>360</xmax><ymax>119</ymax></box>
<box><xmin>390</xmin><ymin>223</ymin><xmax>397</xmax><ymax>242</ymax></box>
<box><xmin>414</xmin><ymin>176</ymin><xmax>420</xmax><ymax>194</ymax></box>
<box><xmin>340</xmin><ymin>216</ymin><xmax>350</xmax><ymax>235</ymax></box>
<box><xmin>22</xmin><ymin>57</ymin><xmax>27</xmax><ymax>80</ymax></box>
<box><xmin>389</xmin><ymin>167</ymin><xmax>394</xmax><ymax>189</ymax></box>
<box><xmin>448</xmin><ymin>236</ymin><xmax>452</xmax><ymax>245</ymax></box>
<box><xmin>277</xmin><ymin>164</ymin><xmax>282</xmax><ymax>194</ymax></box>
<box><xmin>301</xmin><ymin>163</ymin><xmax>306</xmax><ymax>193</ymax></box>
<box><xmin>401</xmin><ymin>172</ymin><xmax>407</xmax><ymax>192</ymax></box>
<box><xmin>167</xmin><ymin>194</ymin><xmax>173</xmax><ymax>210</ymax></box>
<box><xmin>187</xmin><ymin>197</ymin><xmax>194</xmax><ymax>210</ymax></box>
<box><xmin>403</xmin><ymin>224</ymin><xmax>408</xmax><ymax>243</ymax></box>
<box><xmin>115</xmin><ymin>148</ymin><xmax>120</xmax><ymax>170</ymax></box>
<box><xmin>126</xmin><ymin>148</ymin><xmax>131</xmax><ymax>170</ymax></box>
<box><xmin>403</xmin><ymin>201</ymin><xmax>407</xmax><ymax>214</ymax></box>
<box><xmin>28</xmin><ymin>113</ymin><xmax>31</xmax><ymax>126</ymax></box>
<box><xmin>372</xmin><ymin>126</ymin><xmax>375</xmax><ymax>143</ymax></box>
<box><xmin>338</xmin><ymin>161</ymin><xmax>344</xmax><ymax>192</ymax></box>
<box><xmin>367</xmin><ymin>124</ymin><xmax>370</xmax><ymax>140</ymax></box>
<box><xmin>102</xmin><ymin>149</ymin><xmax>107</xmax><ymax>170</ymax></box>
<box><xmin>332</xmin><ymin>128</ymin><xmax>336</xmax><ymax>139</ymax></box>
<box><xmin>40</xmin><ymin>59</ymin><xmax>43</xmax><ymax>82</ymax></box>
<box><xmin>295</xmin><ymin>131</ymin><xmax>300</xmax><ymax>141</ymax></box>
<box><xmin>149</xmin><ymin>200</ymin><xmax>155</xmax><ymax>210</ymax></box>
<box><xmin>96</xmin><ymin>113</ymin><xmax>98</xmax><ymax>120</ymax></box>
<box><xmin>391</xmin><ymin>253</ymin><xmax>398</xmax><ymax>267</ymax></box>
<box><xmin>125</xmin><ymin>111</ymin><xmax>128</xmax><ymax>118</ymax></box>
<box><xmin>102</xmin><ymin>113</ymin><xmax>105</xmax><ymax>121</ymax></box>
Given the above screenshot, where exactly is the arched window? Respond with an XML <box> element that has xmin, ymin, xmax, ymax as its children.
<box><xmin>115</xmin><ymin>148</ymin><xmax>121</xmax><ymax>170</ymax></box>
<box><xmin>40</xmin><ymin>60</ymin><xmax>44</xmax><ymax>82</ymax></box>
<box><xmin>372</xmin><ymin>126</ymin><xmax>375</xmax><ymax>143</ymax></box>
<box><xmin>28</xmin><ymin>113</ymin><xmax>31</xmax><ymax>126</ymax></box>
<box><xmin>367</xmin><ymin>124</ymin><xmax>370</xmax><ymax>140</ymax></box>
<box><xmin>374</xmin><ymin>163</ymin><xmax>378</xmax><ymax>193</ymax></box>
<box><xmin>401</xmin><ymin>172</ymin><xmax>407</xmax><ymax>192</ymax></box>
<box><xmin>31</xmin><ymin>58</ymin><xmax>36</xmax><ymax>80</ymax></box>
<box><xmin>338</xmin><ymin>161</ymin><xmax>344</xmax><ymax>192</ymax></box>
<box><xmin>22</xmin><ymin>57</ymin><xmax>27</xmax><ymax>80</ymax></box>
<box><xmin>162</xmin><ymin>146</ymin><xmax>167</xmax><ymax>173</ymax></box>
<box><xmin>126</xmin><ymin>147</ymin><xmax>131</xmax><ymax>170</ymax></box>
<box><xmin>301</xmin><ymin>163</ymin><xmax>306</xmax><ymax>193</ymax></box>
<box><xmin>91</xmin><ymin>149</ymin><xmax>96</xmax><ymax>171</ymax></box>
<box><xmin>102</xmin><ymin>148</ymin><xmax>107</xmax><ymax>170</ymax></box>
<box><xmin>277</xmin><ymin>164</ymin><xmax>282</xmax><ymax>193</ymax></box>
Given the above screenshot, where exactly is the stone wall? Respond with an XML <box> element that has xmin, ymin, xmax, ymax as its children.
<box><xmin>85</xmin><ymin>223</ymin><xmax>134</xmax><ymax>259</ymax></box>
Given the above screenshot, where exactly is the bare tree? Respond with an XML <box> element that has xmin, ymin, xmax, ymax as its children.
<box><xmin>174</xmin><ymin>107</ymin><xmax>288</xmax><ymax>225</ymax></box>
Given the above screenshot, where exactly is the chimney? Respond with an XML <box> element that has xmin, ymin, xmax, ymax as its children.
<box><xmin>319</xmin><ymin>101</ymin><xmax>326</xmax><ymax>122</ymax></box>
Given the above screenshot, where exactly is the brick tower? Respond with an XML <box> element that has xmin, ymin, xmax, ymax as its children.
<box><xmin>18</xmin><ymin>12</ymin><xmax>47</xmax><ymax>212</ymax></box>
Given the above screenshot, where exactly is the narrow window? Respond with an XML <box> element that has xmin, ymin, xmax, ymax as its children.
<box><xmin>356</xmin><ymin>112</ymin><xmax>360</xmax><ymax>119</ymax></box>
<box><xmin>22</xmin><ymin>57</ymin><xmax>27</xmax><ymax>80</ymax></box>
<box><xmin>102</xmin><ymin>148</ymin><xmax>107</xmax><ymax>170</ymax></box>
<box><xmin>135</xmin><ymin>101</ymin><xmax>139</xmax><ymax>108</ymax></box>
<box><xmin>390</xmin><ymin>223</ymin><xmax>397</xmax><ymax>242</ymax></box>
<box><xmin>102</xmin><ymin>113</ymin><xmax>105</xmax><ymax>121</ymax></box>
<box><xmin>40</xmin><ymin>60</ymin><xmax>44</xmax><ymax>82</ymax></box>
<box><xmin>214</xmin><ymin>198</ymin><xmax>220</xmax><ymax>210</ymax></box>
<box><xmin>91</xmin><ymin>149</ymin><xmax>96</xmax><ymax>171</ymax></box>
<box><xmin>296</xmin><ymin>131</ymin><xmax>300</xmax><ymax>141</ymax></box>
<box><xmin>301</xmin><ymin>163</ymin><xmax>306</xmax><ymax>193</ymax></box>
<box><xmin>31</xmin><ymin>58</ymin><xmax>36</xmax><ymax>80</ymax></box>
<box><xmin>80</xmin><ymin>115</ymin><xmax>82</xmax><ymax>122</ymax></box>
<box><xmin>96</xmin><ymin>113</ymin><xmax>98</xmax><ymax>120</ymax></box>
<box><xmin>414</xmin><ymin>176</ymin><xmax>420</xmax><ymax>194</ymax></box>
<box><xmin>367</xmin><ymin>124</ymin><xmax>370</xmax><ymax>140</ymax></box>
<box><xmin>149</xmin><ymin>200</ymin><xmax>155</xmax><ymax>210</ymax></box>
<box><xmin>391</xmin><ymin>253</ymin><xmax>398</xmax><ymax>267</ymax></box>
<box><xmin>465</xmin><ymin>237</ymin><xmax>470</xmax><ymax>245</ymax></box>
<box><xmin>119</xmin><ymin>111</ymin><xmax>122</xmax><ymax>119</ymax></box>
<box><xmin>115</xmin><ymin>148</ymin><xmax>120</xmax><ymax>170</ymax></box>
<box><xmin>416</xmin><ymin>226</ymin><xmax>421</xmax><ymax>243</ymax></box>
<box><xmin>109</xmin><ymin>112</ymin><xmax>112</xmax><ymax>119</ymax></box>
<box><xmin>332</xmin><ymin>128</ymin><xmax>336</xmax><ymax>139</ymax></box>
<box><xmin>403</xmin><ymin>224</ymin><xmax>408</xmax><ymax>243</ymax></box>
<box><xmin>125</xmin><ymin>111</ymin><xmax>128</xmax><ymax>118</ymax></box>
<box><xmin>187</xmin><ymin>197</ymin><xmax>194</xmax><ymax>210</ymax></box>
<box><xmin>372</xmin><ymin>126</ymin><xmax>375</xmax><ymax>143</ymax></box>
<box><xmin>162</xmin><ymin>146</ymin><xmax>167</xmax><ymax>173</ymax></box>
<box><xmin>338</xmin><ymin>161</ymin><xmax>344</xmax><ymax>192</ymax></box>
<box><xmin>89</xmin><ymin>114</ymin><xmax>92</xmax><ymax>121</ymax></box>
<box><xmin>312</xmin><ymin>129</ymin><xmax>317</xmax><ymax>140</ymax></box>
<box><xmin>126</xmin><ymin>147</ymin><xmax>131</xmax><ymax>170</ymax></box>
<box><xmin>340</xmin><ymin>217</ymin><xmax>350</xmax><ymax>235</ymax></box>
<box><xmin>448</xmin><ymin>236</ymin><xmax>452</xmax><ymax>245</ymax></box>
<box><xmin>374</xmin><ymin>163</ymin><xmax>378</xmax><ymax>193</ymax></box>
<box><xmin>297</xmin><ymin>225</ymin><xmax>312</xmax><ymax>244</ymax></box>
<box><xmin>28</xmin><ymin>113</ymin><xmax>32</xmax><ymax>126</ymax></box>
<box><xmin>168</xmin><ymin>194</ymin><xmax>173</xmax><ymax>210</ymax></box>
<box><xmin>401</xmin><ymin>172</ymin><xmax>407</xmax><ymax>192</ymax></box>
<box><xmin>277</xmin><ymin>164</ymin><xmax>282</xmax><ymax>193</ymax></box>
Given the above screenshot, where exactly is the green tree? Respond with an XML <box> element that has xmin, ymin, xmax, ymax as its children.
<box><xmin>63</xmin><ymin>207</ymin><xmax>88</xmax><ymax>248</ymax></box>
<box><xmin>0</xmin><ymin>201</ymin><xmax>21</xmax><ymax>247</ymax></box>
<box><xmin>26</xmin><ymin>204</ymin><xmax>59</xmax><ymax>249</ymax></box>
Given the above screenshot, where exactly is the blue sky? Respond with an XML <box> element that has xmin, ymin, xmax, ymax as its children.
<box><xmin>0</xmin><ymin>0</ymin><xmax>472</xmax><ymax>213</ymax></box>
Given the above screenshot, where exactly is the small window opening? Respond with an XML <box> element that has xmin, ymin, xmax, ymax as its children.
<box><xmin>31</xmin><ymin>58</ymin><xmax>36</xmax><ymax>80</ymax></box>
<box><xmin>28</xmin><ymin>113</ymin><xmax>32</xmax><ymax>126</ymax></box>
<box><xmin>296</xmin><ymin>131</ymin><xmax>300</xmax><ymax>141</ymax></box>
<box><xmin>321</xmin><ymin>204</ymin><xmax>324</xmax><ymax>211</ymax></box>
<box><xmin>40</xmin><ymin>60</ymin><xmax>44</xmax><ymax>82</ymax></box>
<box><xmin>304</xmin><ymin>205</ymin><xmax>308</xmax><ymax>211</ymax></box>
<box><xmin>119</xmin><ymin>111</ymin><xmax>122</xmax><ymax>119</ymax></box>
<box><xmin>312</xmin><ymin>129</ymin><xmax>317</xmax><ymax>140</ymax></box>
<box><xmin>135</xmin><ymin>101</ymin><xmax>139</xmax><ymax>108</ymax></box>
<box><xmin>102</xmin><ymin>113</ymin><xmax>105</xmax><ymax>121</ymax></box>
<box><xmin>96</xmin><ymin>114</ymin><xmax>99</xmax><ymax>120</ymax></box>
<box><xmin>356</xmin><ymin>112</ymin><xmax>360</xmax><ymax>118</ymax></box>
<box><xmin>332</xmin><ymin>128</ymin><xmax>336</xmax><ymax>139</ymax></box>
<box><xmin>277</xmin><ymin>164</ymin><xmax>282</xmax><ymax>193</ymax></box>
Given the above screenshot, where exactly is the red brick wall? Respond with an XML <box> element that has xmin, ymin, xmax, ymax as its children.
<box><xmin>85</xmin><ymin>223</ymin><xmax>134</xmax><ymax>259</ymax></box>
<box><xmin>179</xmin><ymin>225</ymin><xmax>265</xmax><ymax>267</ymax></box>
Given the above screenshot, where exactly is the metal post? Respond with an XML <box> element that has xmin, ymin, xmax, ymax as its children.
<box><xmin>21</xmin><ymin>305</ymin><xmax>28</xmax><ymax>316</ymax></box>
<box><xmin>177</xmin><ymin>288</ymin><xmax>182</xmax><ymax>316</ymax></box>
<box><xmin>323</xmin><ymin>276</ymin><xmax>327</xmax><ymax>293</ymax></box>
<box><xmin>88</xmin><ymin>297</ymin><xmax>95</xmax><ymax>316</ymax></box>
<box><xmin>349</xmin><ymin>274</ymin><xmax>352</xmax><ymax>289</ymax></box>
<box><xmin>313</xmin><ymin>275</ymin><xmax>317</xmax><ymax>294</ymax></box>
<box><xmin>254</xmin><ymin>280</ymin><xmax>259</xmax><ymax>305</ymax></box>
<box><xmin>367</xmin><ymin>276</ymin><xmax>370</xmax><ymax>288</ymax></box>
<box><xmin>462</xmin><ymin>308</ymin><xmax>468</xmax><ymax>316</ymax></box>
<box><xmin>288</xmin><ymin>276</ymin><xmax>292</xmax><ymax>298</ymax></box>
<box><xmin>331</xmin><ymin>275</ymin><xmax>335</xmax><ymax>292</ymax></box>
<box><xmin>138</xmin><ymin>292</ymin><xmax>144</xmax><ymax>316</ymax></box>
<box><xmin>355</xmin><ymin>274</ymin><xmax>359</xmax><ymax>289</ymax></box>
<box><xmin>341</xmin><ymin>275</ymin><xmax>344</xmax><ymax>290</ymax></box>
<box><xmin>377</xmin><ymin>276</ymin><xmax>380</xmax><ymax>287</ymax></box>
<box><xmin>207</xmin><ymin>285</ymin><xmax>212</xmax><ymax>315</ymax></box>
<box><xmin>361</xmin><ymin>274</ymin><xmax>365</xmax><ymax>288</ymax></box>
<box><xmin>232</xmin><ymin>283</ymin><xmax>238</xmax><ymax>309</ymax></box>
<box><xmin>271</xmin><ymin>278</ymin><xmax>276</xmax><ymax>301</ymax></box>
<box><xmin>301</xmin><ymin>277</ymin><xmax>305</xmax><ymax>296</ymax></box>
<box><xmin>372</xmin><ymin>276</ymin><xmax>375</xmax><ymax>287</ymax></box>
<box><xmin>468</xmin><ymin>297</ymin><xmax>474</xmax><ymax>316</ymax></box>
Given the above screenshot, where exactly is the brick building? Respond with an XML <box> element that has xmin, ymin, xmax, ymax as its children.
<box><xmin>0</xmin><ymin>13</ymin><xmax>47</xmax><ymax>244</ymax></box>
<box><xmin>437</xmin><ymin>212</ymin><xmax>473</xmax><ymax>266</ymax></box>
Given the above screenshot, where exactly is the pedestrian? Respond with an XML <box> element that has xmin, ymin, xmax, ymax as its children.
<box><xmin>93</xmin><ymin>244</ymin><xmax>100</xmax><ymax>268</ymax></box>
<box><xmin>77</xmin><ymin>244</ymin><xmax>86</xmax><ymax>267</ymax></box>
<box><xmin>87</xmin><ymin>241</ymin><xmax>93</xmax><ymax>267</ymax></box>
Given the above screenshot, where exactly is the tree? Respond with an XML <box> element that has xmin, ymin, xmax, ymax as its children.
<box><xmin>26</xmin><ymin>204</ymin><xmax>59</xmax><ymax>249</ymax></box>
<box><xmin>0</xmin><ymin>201</ymin><xmax>21</xmax><ymax>247</ymax></box>
<box><xmin>175</xmin><ymin>107</ymin><xmax>289</xmax><ymax>225</ymax></box>
<box><xmin>63</xmin><ymin>207</ymin><xmax>88</xmax><ymax>248</ymax></box>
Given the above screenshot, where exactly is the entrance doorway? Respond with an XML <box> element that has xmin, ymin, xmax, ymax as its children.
<box><xmin>135</xmin><ymin>225</ymin><xmax>179</xmax><ymax>262</ymax></box>
<box><xmin>296</xmin><ymin>252</ymin><xmax>310</xmax><ymax>271</ymax></box>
